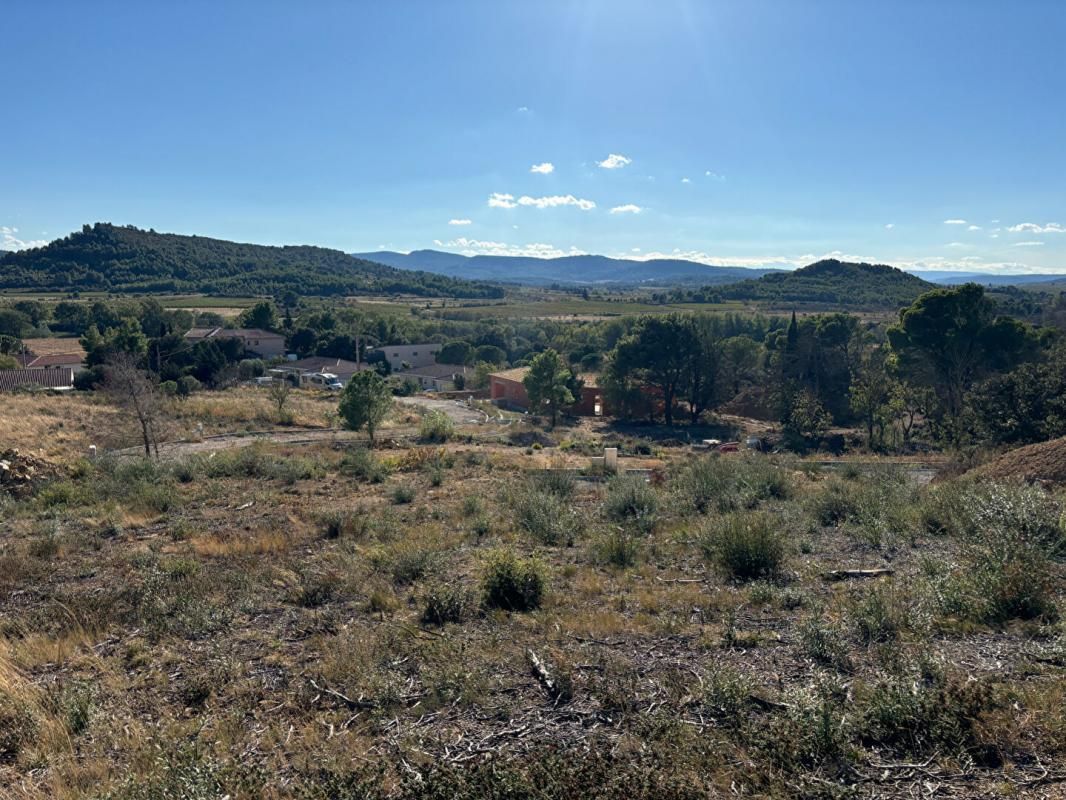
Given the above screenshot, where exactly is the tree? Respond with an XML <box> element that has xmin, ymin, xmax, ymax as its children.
<box><xmin>786</xmin><ymin>390</ymin><xmax>831</xmax><ymax>446</ymax></box>
<box><xmin>267</xmin><ymin>379</ymin><xmax>293</xmax><ymax>421</ymax></box>
<box><xmin>338</xmin><ymin>370</ymin><xmax>393</xmax><ymax>444</ymax></box>
<box><xmin>887</xmin><ymin>283</ymin><xmax>1035</xmax><ymax>442</ymax></box>
<box><xmin>849</xmin><ymin>347</ymin><xmax>893</xmax><ymax>448</ymax></box>
<box><xmin>240</xmin><ymin>300</ymin><xmax>279</xmax><ymax>332</ymax></box>
<box><xmin>609</xmin><ymin>314</ymin><xmax>695</xmax><ymax>426</ymax></box>
<box><xmin>104</xmin><ymin>353</ymin><xmax>162</xmax><ymax>458</ymax></box>
<box><xmin>474</xmin><ymin>344</ymin><xmax>507</xmax><ymax>366</ymax></box>
<box><xmin>437</xmin><ymin>340</ymin><xmax>474</xmax><ymax>365</ymax></box>
<box><xmin>719</xmin><ymin>336</ymin><xmax>761</xmax><ymax>398</ymax></box>
<box><xmin>523</xmin><ymin>349</ymin><xmax>575</xmax><ymax>428</ymax></box>
<box><xmin>0</xmin><ymin>308</ymin><xmax>31</xmax><ymax>339</ymax></box>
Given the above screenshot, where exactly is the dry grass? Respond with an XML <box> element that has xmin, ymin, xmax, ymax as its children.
<box><xmin>0</xmin><ymin>397</ymin><xmax>1063</xmax><ymax>799</ymax></box>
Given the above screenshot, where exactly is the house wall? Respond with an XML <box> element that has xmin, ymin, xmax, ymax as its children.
<box><xmin>490</xmin><ymin>376</ymin><xmax>529</xmax><ymax>410</ymax></box>
<box><xmin>377</xmin><ymin>344</ymin><xmax>441</xmax><ymax>371</ymax></box>
<box><xmin>241</xmin><ymin>335</ymin><xmax>285</xmax><ymax>359</ymax></box>
<box><xmin>490</xmin><ymin>376</ymin><xmax>605</xmax><ymax>416</ymax></box>
<box><xmin>572</xmin><ymin>385</ymin><xmax>606</xmax><ymax>416</ymax></box>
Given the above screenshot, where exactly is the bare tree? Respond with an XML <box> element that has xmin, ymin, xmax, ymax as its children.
<box><xmin>104</xmin><ymin>353</ymin><xmax>162</xmax><ymax>458</ymax></box>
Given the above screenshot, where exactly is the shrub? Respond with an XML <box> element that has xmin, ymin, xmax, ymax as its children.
<box><xmin>510</xmin><ymin>483</ymin><xmax>581</xmax><ymax>546</ymax></box>
<box><xmin>924</xmin><ymin>481</ymin><xmax>1063</xmax><ymax>623</ymax></box>
<box><xmin>340</xmin><ymin>447</ymin><xmax>388</xmax><ymax>483</ymax></box>
<box><xmin>318</xmin><ymin>510</ymin><xmax>369</xmax><ymax>540</ymax></box>
<box><xmin>419</xmin><ymin>410</ymin><xmax>455</xmax><ymax>443</ymax></box>
<box><xmin>533</xmin><ymin>469</ymin><xmax>575</xmax><ymax>498</ymax></box>
<box><xmin>700</xmin><ymin>512</ymin><xmax>786</xmax><ymax>581</ymax></box>
<box><xmin>673</xmin><ymin>455</ymin><xmax>790</xmax><ymax>514</ymax></box>
<box><xmin>856</xmin><ymin>670</ymin><xmax>1003</xmax><ymax>762</ymax></box>
<box><xmin>481</xmin><ymin>549</ymin><xmax>546</xmax><ymax>612</ymax></box>
<box><xmin>798</xmin><ymin>617</ymin><xmax>853</xmax><ymax>672</ymax></box>
<box><xmin>390</xmin><ymin>544</ymin><xmax>438</xmax><ymax>585</ymax></box>
<box><xmin>592</xmin><ymin>527</ymin><xmax>639</xmax><ymax>568</ymax></box>
<box><xmin>604</xmin><ymin>474</ymin><xmax>658</xmax><ymax>534</ymax></box>
<box><xmin>392</xmin><ymin>484</ymin><xmax>415</xmax><ymax>504</ymax></box>
<box><xmin>421</xmin><ymin>583</ymin><xmax>474</xmax><ymax>626</ymax></box>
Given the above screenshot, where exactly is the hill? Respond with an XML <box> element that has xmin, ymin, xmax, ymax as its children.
<box><xmin>352</xmin><ymin>248</ymin><xmax>781</xmax><ymax>286</ymax></box>
<box><xmin>0</xmin><ymin>224</ymin><xmax>504</xmax><ymax>298</ymax></box>
<box><xmin>968</xmin><ymin>435</ymin><xmax>1066</xmax><ymax>487</ymax></box>
<box><xmin>700</xmin><ymin>259</ymin><xmax>937</xmax><ymax>309</ymax></box>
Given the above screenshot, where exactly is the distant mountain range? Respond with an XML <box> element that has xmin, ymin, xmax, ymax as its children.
<box><xmin>914</xmin><ymin>271</ymin><xmax>1066</xmax><ymax>286</ymax></box>
<box><xmin>352</xmin><ymin>249</ymin><xmax>782</xmax><ymax>286</ymax></box>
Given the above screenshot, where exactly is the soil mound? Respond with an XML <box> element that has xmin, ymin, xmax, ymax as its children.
<box><xmin>969</xmin><ymin>436</ymin><xmax>1066</xmax><ymax>487</ymax></box>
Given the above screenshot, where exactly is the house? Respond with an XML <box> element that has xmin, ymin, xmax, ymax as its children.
<box><xmin>397</xmin><ymin>363</ymin><xmax>472</xmax><ymax>392</ymax></box>
<box><xmin>489</xmin><ymin>367</ymin><xmax>607</xmax><ymax>416</ymax></box>
<box><xmin>268</xmin><ymin>357</ymin><xmax>370</xmax><ymax>387</ymax></box>
<box><xmin>183</xmin><ymin>327</ymin><xmax>286</xmax><ymax>359</ymax></box>
<box><xmin>15</xmin><ymin>338</ymin><xmax>87</xmax><ymax>372</ymax></box>
<box><xmin>0</xmin><ymin>368</ymin><xmax>75</xmax><ymax>392</ymax></box>
<box><xmin>371</xmin><ymin>343</ymin><xmax>442</xmax><ymax>372</ymax></box>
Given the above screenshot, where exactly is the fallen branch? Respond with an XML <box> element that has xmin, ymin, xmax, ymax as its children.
<box><xmin>527</xmin><ymin>648</ymin><xmax>569</xmax><ymax>704</ymax></box>
<box><xmin>823</xmin><ymin>568</ymin><xmax>894</xmax><ymax>581</ymax></box>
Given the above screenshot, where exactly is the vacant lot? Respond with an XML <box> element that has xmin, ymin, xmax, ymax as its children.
<box><xmin>0</xmin><ymin>401</ymin><xmax>1063</xmax><ymax>799</ymax></box>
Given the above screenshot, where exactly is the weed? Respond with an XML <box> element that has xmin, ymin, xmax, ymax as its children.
<box><xmin>481</xmin><ymin>549</ymin><xmax>546</xmax><ymax>612</ymax></box>
<box><xmin>604</xmin><ymin>473</ymin><xmax>658</xmax><ymax>534</ymax></box>
<box><xmin>340</xmin><ymin>447</ymin><xmax>388</xmax><ymax>483</ymax></box>
<box><xmin>392</xmin><ymin>484</ymin><xmax>416</xmax><ymax>504</ymax></box>
<box><xmin>421</xmin><ymin>583</ymin><xmax>474</xmax><ymax>626</ymax></box>
<box><xmin>700</xmin><ymin>512</ymin><xmax>786</xmax><ymax>581</ymax></box>
<box><xmin>420</xmin><ymin>410</ymin><xmax>456</xmax><ymax>443</ymax></box>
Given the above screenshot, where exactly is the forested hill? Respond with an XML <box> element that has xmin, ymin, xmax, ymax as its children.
<box><xmin>0</xmin><ymin>224</ymin><xmax>505</xmax><ymax>298</ymax></box>
<box><xmin>681</xmin><ymin>259</ymin><xmax>937</xmax><ymax>309</ymax></box>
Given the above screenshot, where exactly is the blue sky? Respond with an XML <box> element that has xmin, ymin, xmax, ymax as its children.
<box><xmin>3</xmin><ymin>0</ymin><xmax>1065</xmax><ymax>273</ymax></box>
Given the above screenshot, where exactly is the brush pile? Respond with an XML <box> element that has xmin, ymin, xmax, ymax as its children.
<box><xmin>0</xmin><ymin>448</ymin><xmax>59</xmax><ymax>498</ymax></box>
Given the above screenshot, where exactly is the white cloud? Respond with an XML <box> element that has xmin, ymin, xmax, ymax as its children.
<box><xmin>944</xmin><ymin>219</ymin><xmax>968</xmax><ymax>225</ymax></box>
<box><xmin>704</xmin><ymin>171</ymin><xmax>725</xmax><ymax>180</ymax></box>
<box><xmin>968</xmin><ymin>225</ymin><xmax>982</xmax><ymax>231</ymax></box>
<box><xmin>516</xmin><ymin>106</ymin><xmax>529</xmax><ymax>113</ymax></box>
<box><xmin>436</xmin><ymin>237</ymin><xmax>586</xmax><ymax>259</ymax></box>
<box><xmin>0</xmin><ymin>225</ymin><xmax>48</xmax><ymax>251</ymax></box>
<box><xmin>631</xmin><ymin>247</ymin><xmax>641</xmax><ymax>252</ymax></box>
<box><xmin>946</xmin><ymin>242</ymin><xmax>966</xmax><ymax>248</ymax></box>
<box><xmin>1008</xmin><ymin>222</ymin><xmax>1065</xmax><ymax>234</ymax></box>
<box><xmin>597</xmin><ymin>153</ymin><xmax>632</xmax><ymax>169</ymax></box>
<box><xmin>1013</xmin><ymin>241</ymin><xmax>1045</xmax><ymax>247</ymax></box>
<box><xmin>609</xmin><ymin>204</ymin><xmax>642</xmax><ymax>214</ymax></box>
<box><xmin>884</xmin><ymin>223</ymin><xmax>895</xmax><ymax>230</ymax></box>
<box><xmin>530</xmin><ymin>162</ymin><xmax>554</xmax><ymax>174</ymax></box>
<box><xmin>495</xmin><ymin>194</ymin><xmax>596</xmax><ymax>210</ymax></box>
<box><xmin>681</xmin><ymin>177</ymin><xmax>691</xmax><ymax>184</ymax></box>
<box><xmin>448</xmin><ymin>218</ymin><xmax>472</xmax><ymax>226</ymax></box>
<box><xmin>990</xmin><ymin>234</ymin><xmax>999</xmax><ymax>238</ymax></box>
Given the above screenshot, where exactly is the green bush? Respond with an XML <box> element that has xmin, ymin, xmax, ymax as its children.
<box><xmin>924</xmin><ymin>481</ymin><xmax>1063</xmax><ymax>623</ymax></box>
<box><xmin>318</xmin><ymin>510</ymin><xmax>369</xmax><ymax>540</ymax></box>
<box><xmin>798</xmin><ymin>617</ymin><xmax>853</xmax><ymax>672</ymax></box>
<box><xmin>673</xmin><ymin>455</ymin><xmax>790</xmax><ymax>514</ymax></box>
<box><xmin>481</xmin><ymin>549</ymin><xmax>546</xmax><ymax>612</ymax></box>
<box><xmin>510</xmin><ymin>483</ymin><xmax>581</xmax><ymax>546</ymax></box>
<box><xmin>419</xmin><ymin>410</ymin><xmax>455</xmax><ymax>443</ymax></box>
<box><xmin>421</xmin><ymin>583</ymin><xmax>474</xmax><ymax>626</ymax></box>
<box><xmin>592</xmin><ymin>527</ymin><xmax>640</xmax><ymax>569</ymax></box>
<box><xmin>392</xmin><ymin>484</ymin><xmax>415</xmax><ymax>504</ymax></box>
<box><xmin>533</xmin><ymin>469</ymin><xmax>576</xmax><ymax>498</ymax></box>
<box><xmin>700</xmin><ymin>512</ymin><xmax>786</xmax><ymax>581</ymax></box>
<box><xmin>340</xmin><ymin>447</ymin><xmax>388</xmax><ymax>483</ymax></box>
<box><xmin>604</xmin><ymin>474</ymin><xmax>658</xmax><ymax>534</ymax></box>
